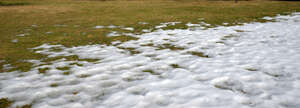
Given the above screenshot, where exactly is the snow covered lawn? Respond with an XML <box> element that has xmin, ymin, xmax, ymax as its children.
<box><xmin>1</xmin><ymin>13</ymin><xmax>300</xmax><ymax>108</ymax></box>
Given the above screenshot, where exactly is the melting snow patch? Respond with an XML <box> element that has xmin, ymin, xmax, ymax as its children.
<box><xmin>95</xmin><ymin>26</ymin><xmax>104</xmax><ymax>29</ymax></box>
<box><xmin>155</xmin><ymin>22</ymin><xmax>181</xmax><ymax>29</ymax></box>
<box><xmin>142</xmin><ymin>29</ymin><xmax>152</xmax><ymax>33</ymax></box>
<box><xmin>54</xmin><ymin>24</ymin><xmax>67</xmax><ymax>27</ymax></box>
<box><xmin>186</xmin><ymin>23</ymin><xmax>201</xmax><ymax>27</ymax></box>
<box><xmin>106</xmin><ymin>31</ymin><xmax>120</xmax><ymax>37</ymax></box>
<box><xmin>45</xmin><ymin>32</ymin><xmax>53</xmax><ymax>34</ymax></box>
<box><xmin>122</xmin><ymin>27</ymin><xmax>134</xmax><ymax>31</ymax></box>
<box><xmin>107</xmin><ymin>25</ymin><xmax>118</xmax><ymax>29</ymax></box>
<box><xmin>31</xmin><ymin>25</ymin><xmax>38</xmax><ymax>27</ymax></box>
<box><xmin>16</xmin><ymin>33</ymin><xmax>30</xmax><ymax>37</ymax></box>
<box><xmin>11</xmin><ymin>39</ymin><xmax>18</xmax><ymax>43</ymax></box>
<box><xmin>138</xmin><ymin>22</ymin><xmax>149</xmax><ymax>25</ymax></box>
<box><xmin>262</xmin><ymin>16</ymin><xmax>274</xmax><ymax>20</ymax></box>
<box><xmin>1</xmin><ymin>13</ymin><xmax>300</xmax><ymax>108</ymax></box>
<box><xmin>223</xmin><ymin>23</ymin><xmax>229</xmax><ymax>25</ymax></box>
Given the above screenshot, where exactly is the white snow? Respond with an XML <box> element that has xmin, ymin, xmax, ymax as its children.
<box><xmin>122</xmin><ymin>27</ymin><xmax>134</xmax><ymax>31</ymax></box>
<box><xmin>54</xmin><ymin>24</ymin><xmax>67</xmax><ymax>27</ymax></box>
<box><xmin>46</xmin><ymin>32</ymin><xmax>53</xmax><ymax>34</ymax></box>
<box><xmin>95</xmin><ymin>26</ymin><xmax>105</xmax><ymax>29</ymax></box>
<box><xmin>138</xmin><ymin>22</ymin><xmax>149</xmax><ymax>25</ymax></box>
<box><xmin>16</xmin><ymin>33</ymin><xmax>30</xmax><ymax>37</ymax></box>
<box><xmin>106</xmin><ymin>31</ymin><xmax>120</xmax><ymax>37</ymax></box>
<box><xmin>155</xmin><ymin>22</ymin><xmax>181</xmax><ymax>29</ymax></box>
<box><xmin>1</xmin><ymin>13</ymin><xmax>300</xmax><ymax>108</ymax></box>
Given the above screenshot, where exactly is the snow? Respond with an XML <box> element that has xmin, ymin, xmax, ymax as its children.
<box><xmin>16</xmin><ymin>33</ymin><xmax>30</xmax><ymax>37</ymax></box>
<box><xmin>106</xmin><ymin>31</ymin><xmax>121</xmax><ymax>37</ymax></box>
<box><xmin>122</xmin><ymin>27</ymin><xmax>134</xmax><ymax>31</ymax></box>
<box><xmin>94</xmin><ymin>25</ymin><xmax>122</xmax><ymax>29</ymax></box>
<box><xmin>46</xmin><ymin>32</ymin><xmax>53</xmax><ymax>34</ymax></box>
<box><xmin>155</xmin><ymin>22</ymin><xmax>181</xmax><ymax>29</ymax></box>
<box><xmin>138</xmin><ymin>22</ymin><xmax>149</xmax><ymax>25</ymax></box>
<box><xmin>11</xmin><ymin>39</ymin><xmax>18</xmax><ymax>43</ymax></box>
<box><xmin>1</xmin><ymin>13</ymin><xmax>300</xmax><ymax>108</ymax></box>
<box><xmin>95</xmin><ymin>26</ymin><xmax>105</xmax><ymax>29</ymax></box>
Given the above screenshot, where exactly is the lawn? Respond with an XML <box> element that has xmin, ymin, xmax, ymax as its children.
<box><xmin>1</xmin><ymin>0</ymin><xmax>300</xmax><ymax>72</ymax></box>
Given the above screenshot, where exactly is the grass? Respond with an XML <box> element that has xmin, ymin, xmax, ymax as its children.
<box><xmin>0</xmin><ymin>98</ymin><xmax>31</xmax><ymax>108</ymax></box>
<box><xmin>77</xmin><ymin>74</ymin><xmax>90</xmax><ymax>78</ymax></box>
<box><xmin>142</xmin><ymin>69</ymin><xmax>160</xmax><ymax>75</ymax></box>
<box><xmin>62</xmin><ymin>71</ymin><xmax>71</xmax><ymax>75</ymax></box>
<box><xmin>245</xmin><ymin>68</ymin><xmax>258</xmax><ymax>71</ymax></box>
<box><xmin>0</xmin><ymin>1</ymin><xmax>30</xmax><ymax>6</ymax></box>
<box><xmin>56</xmin><ymin>66</ymin><xmax>70</xmax><ymax>71</ymax></box>
<box><xmin>221</xmin><ymin>34</ymin><xmax>239</xmax><ymax>40</ymax></box>
<box><xmin>170</xmin><ymin>64</ymin><xmax>181</xmax><ymax>68</ymax></box>
<box><xmin>1</xmin><ymin>0</ymin><xmax>300</xmax><ymax>72</ymax></box>
<box><xmin>157</xmin><ymin>43</ymin><xmax>185</xmax><ymax>51</ymax></box>
<box><xmin>50</xmin><ymin>83</ymin><xmax>59</xmax><ymax>87</ymax></box>
<box><xmin>0</xmin><ymin>98</ymin><xmax>12</xmax><ymax>108</ymax></box>
<box><xmin>117</xmin><ymin>47</ymin><xmax>141</xmax><ymax>55</ymax></box>
<box><xmin>188</xmin><ymin>51</ymin><xmax>210</xmax><ymax>58</ymax></box>
<box><xmin>38</xmin><ymin>67</ymin><xmax>50</xmax><ymax>74</ymax></box>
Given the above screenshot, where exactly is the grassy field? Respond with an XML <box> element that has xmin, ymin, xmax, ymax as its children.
<box><xmin>1</xmin><ymin>0</ymin><xmax>300</xmax><ymax>73</ymax></box>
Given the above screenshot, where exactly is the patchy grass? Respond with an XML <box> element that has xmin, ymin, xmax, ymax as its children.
<box><xmin>188</xmin><ymin>51</ymin><xmax>210</xmax><ymax>58</ymax></box>
<box><xmin>117</xmin><ymin>47</ymin><xmax>141</xmax><ymax>55</ymax></box>
<box><xmin>56</xmin><ymin>66</ymin><xmax>70</xmax><ymax>71</ymax></box>
<box><xmin>0</xmin><ymin>1</ymin><xmax>30</xmax><ymax>6</ymax></box>
<box><xmin>77</xmin><ymin>74</ymin><xmax>90</xmax><ymax>78</ymax></box>
<box><xmin>69</xmin><ymin>62</ymin><xmax>84</xmax><ymax>66</ymax></box>
<box><xmin>38</xmin><ymin>67</ymin><xmax>50</xmax><ymax>74</ymax></box>
<box><xmin>157</xmin><ymin>43</ymin><xmax>185</xmax><ymax>51</ymax></box>
<box><xmin>0</xmin><ymin>98</ymin><xmax>12</xmax><ymax>108</ymax></box>
<box><xmin>17</xmin><ymin>104</ymin><xmax>32</xmax><ymax>108</ymax></box>
<box><xmin>1</xmin><ymin>0</ymin><xmax>300</xmax><ymax>72</ymax></box>
<box><xmin>42</xmin><ymin>55</ymin><xmax>100</xmax><ymax>63</ymax></box>
<box><xmin>245</xmin><ymin>68</ymin><xmax>258</xmax><ymax>71</ymax></box>
<box><xmin>62</xmin><ymin>71</ymin><xmax>71</xmax><ymax>75</ymax></box>
<box><xmin>0</xmin><ymin>98</ymin><xmax>32</xmax><ymax>108</ymax></box>
<box><xmin>221</xmin><ymin>34</ymin><xmax>239</xmax><ymax>40</ymax></box>
<box><xmin>170</xmin><ymin>64</ymin><xmax>181</xmax><ymax>68</ymax></box>
<box><xmin>142</xmin><ymin>69</ymin><xmax>160</xmax><ymax>75</ymax></box>
<box><xmin>50</xmin><ymin>83</ymin><xmax>59</xmax><ymax>87</ymax></box>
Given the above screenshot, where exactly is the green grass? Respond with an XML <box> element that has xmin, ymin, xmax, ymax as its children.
<box><xmin>1</xmin><ymin>0</ymin><xmax>300</xmax><ymax>72</ymax></box>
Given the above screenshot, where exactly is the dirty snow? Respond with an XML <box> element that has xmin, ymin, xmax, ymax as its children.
<box><xmin>1</xmin><ymin>13</ymin><xmax>300</xmax><ymax>108</ymax></box>
<box><xmin>11</xmin><ymin>39</ymin><xmax>18</xmax><ymax>43</ymax></box>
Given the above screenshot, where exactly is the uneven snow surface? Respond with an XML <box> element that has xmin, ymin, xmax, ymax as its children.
<box><xmin>1</xmin><ymin>13</ymin><xmax>300</xmax><ymax>108</ymax></box>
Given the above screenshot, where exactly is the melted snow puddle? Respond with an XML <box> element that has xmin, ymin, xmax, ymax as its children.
<box><xmin>1</xmin><ymin>13</ymin><xmax>300</xmax><ymax>108</ymax></box>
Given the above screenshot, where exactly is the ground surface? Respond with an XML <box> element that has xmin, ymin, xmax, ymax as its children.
<box><xmin>1</xmin><ymin>12</ymin><xmax>300</xmax><ymax>108</ymax></box>
<box><xmin>1</xmin><ymin>0</ymin><xmax>300</xmax><ymax>72</ymax></box>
